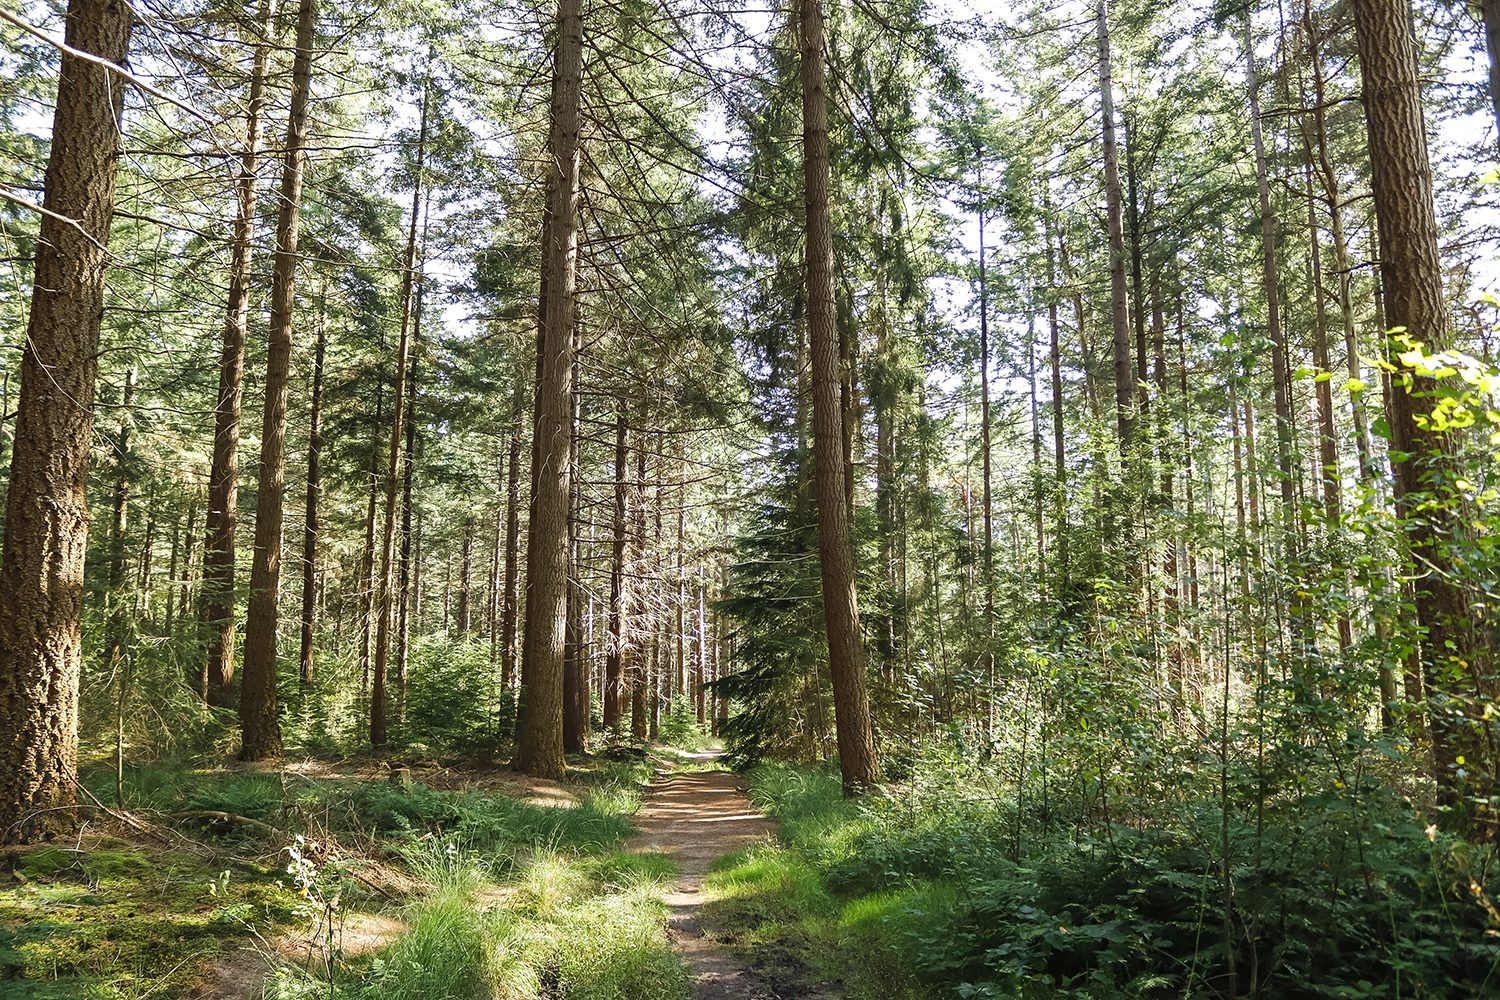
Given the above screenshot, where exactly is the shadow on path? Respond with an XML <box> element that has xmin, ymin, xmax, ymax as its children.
<box><xmin>629</xmin><ymin>751</ymin><xmax>832</xmax><ymax>1000</ymax></box>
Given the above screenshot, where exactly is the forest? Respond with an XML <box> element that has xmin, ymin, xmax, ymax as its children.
<box><xmin>0</xmin><ymin>0</ymin><xmax>1498</xmax><ymax>995</ymax></box>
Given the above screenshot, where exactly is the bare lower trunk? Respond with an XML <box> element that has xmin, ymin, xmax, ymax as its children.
<box><xmin>202</xmin><ymin>0</ymin><xmax>277</xmax><ymax>708</ymax></box>
<box><xmin>372</xmin><ymin>79</ymin><xmax>430</xmax><ymax>748</ymax></box>
<box><xmin>800</xmin><ymin>0</ymin><xmax>878</xmax><ymax>793</ymax></box>
<box><xmin>605</xmin><ymin>409</ymin><xmax>629</xmax><ymax>729</ymax></box>
<box><xmin>240</xmin><ymin>0</ymin><xmax>318</xmax><ymax>762</ymax></box>
<box><xmin>515</xmin><ymin>0</ymin><xmax>583</xmax><ymax>778</ymax></box>
<box><xmin>0</xmin><ymin>0</ymin><xmax>131</xmax><ymax>844</ymax></box>
<box><xmin>1352</xmin><ymin>0</ymin><xmax>1476</xmax><ymax>817</ymax></box>
<box><xmin>298</xmin><ymin>301</ymin><xmax>327</xmax><ymax>686</ymax></box>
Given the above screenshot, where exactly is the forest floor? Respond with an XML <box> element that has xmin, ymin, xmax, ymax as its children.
<box><xmin>630</xmin><ymin>750</ymin><xmax>834</xmax><ymax>1000</ymax></box>
<box><xmin>0</xmin><ymin>748</ymin><xmax>850</xmax><ymax>1000</ymax></box>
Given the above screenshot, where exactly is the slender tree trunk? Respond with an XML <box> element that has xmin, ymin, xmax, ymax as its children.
<box><xmin>239</xmin><ymin>0</ymin><xmax>317</xmax><ymax>761</ymax></box>
<box><xmin>397</xmin><ymin>268</ymin><xmax>426</xmax><ymax>715</ymax></box>
<box><xmin>0</xmin><ymin>0</ymin><xmax>131</xmax><ymax>843</ymax></box>
<box><xmin>1044</xmin><ymin>206</ymin><xmax>1069</xmax><ymax>594</ymax></box>
<box><xmin>103</xmin><ymin>370</ymin><xmax>136</xmax><ymax>674</ymax></box>
<box><xmin>515</xmin><ymin>0</ymin><xmax>583</xmax><ymax>778</ymax></box>
<box><xmin>358</xmin><ymin>393</ymin><xmax>382</xmax><ymax>708</ymax></box>
<box><xmin>298</xmin><ymin>298</ymin><xmax>327</xmax><ymax>687</ymax></box>
<box><xmin>630</xmin><ymin>441</ymin><xmax>649</xmax><ymax>740</ymax></box>
<box><xmin>1242</xmin><ymin>9</ymin><xmax>1297</xmax><ymax>527</ymax></box>
<box><xmin>456</xmin><ymin>517</ymin><xmax>474</xmax><ymax>636</ymax></box>
<box><xmin>1352</xmin><ymin>0</ymin><xmax>1476</xmax><ymax>814</ymax></box>
<box><xmin>179</xmin><ymin>498</ymin><xmax>198</xmax><ymax>623</ymax></box>
<box><xmin>977</xmin><ymin>201</ymin><xmax>996</xmax><ymax>737</ymax></box>
<box><xmin>800</xmin><ymin>0</ymin><xmax>879</xmax><ymax>793</ymax></box>
<box><xmin>605</xmin><ymin>408</ymin><xmax>629</xmax><ymax>729</ymax></box>
<box><xmin>371</xmin><ymin>77</ymin><xmax>430</xmax><ymax>748</ymax></box>
<box><xmin>201</xmin><ymin>0</ymin><xmax>277</xmax><ymax>708</ymax></box>
<box><xmin>501</xmin><ymin>377</ymin><xmax>524</xmax><ymax>693</ymax></box>
<box><xmin>563</xmin><ymin>335</ymin><xmax>585</xmax><ymax>754</ymax></box>
<box><xmin>1098</xmin><ymin>0</ymin><xmax>1133</xmax><ymax>447</ymax></box>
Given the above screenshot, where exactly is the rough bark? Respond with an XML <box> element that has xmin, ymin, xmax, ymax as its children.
<box><xmin>239</xmin><ymin>0</ymin><xmax>317</xmax><ymax>762</ymax></box>
<box><xmin>1352</xmin><ymin>0</ymin><xmax>1476</xmax><ymax>815</ymax></box>
<box><xmin>800</xmin><ymin>0</ymin><xmax>879</xmax><ymax>793</ymax></box>
<box><xmin>514</xmin><ymin>0</ymin><xmax>582</xmax><ymax>779</ymax></box>
<box><xmin>201</xmin><ymin>0</ymin><xmax>277</xmax><ymax>709</ymax></box>
<box><xmin>0</xmin><ymin>0</ymin><xmax>130</xmax><ymax>844</ymax></box>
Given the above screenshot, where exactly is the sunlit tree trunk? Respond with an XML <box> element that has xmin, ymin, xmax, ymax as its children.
<box><xmin>1352</xmin><ymin>0</ymin><xmax>1477</xmax><ymax>816</ymax></box>
<box><xmin>515</xmin><ymin>0</ymin><xmax>583</xmax><ymax>778</ymax></box>
<box><xmin>800</xmin><ymin>0</ymin><xmax>878</xmax><ymax>793</ymax></box>
<box><xmin>202</xmin><ymin>0</ymin><xmax>277</xmax><ymax>708</ymax></box>
<box><xmin>239</xmin><ymin>0</ymin><xmax>317</xmax><ymax>762</ymax></box>
<box><xmin>0</xmin><ymin>0</ymin><xmax>131</xmax><ymax>843</ymax></box>
<box><xmin>371</xmin><ymin>75</ymin><xmax>430</xmax><ymax>748</ymax></box>
<box><xmin>1097</xmin><ymin>0</ymin><xmax>1133</xmax><ymax>447</ymax></box>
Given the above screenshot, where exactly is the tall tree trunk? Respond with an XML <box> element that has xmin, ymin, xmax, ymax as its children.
<box><xmin>630</xmin><ymin>440</ymin><xmax>649</xmax><ymax>740</ymax></box>
<box><xmin>800</xmin><ymin>0</ymin><xmax>879</xmax><ymax>793</ymax></box>
<box><xmin>397</xmin><ymin>266</ymin><xmax>426</xmax><ymax>717</ymax></box>
<box><xmin>0</xmin><ymin>0</ymin><xmax>130</xmax><ymax>844</ymax></box>
<box><xmin>357</xmin><ymin>391</ymin><xmax>382</xmax><ymax>709</ymax></box>
<box><xmin>1098</xmin><ymin>0</ymin><xmax>1133</xmax><ymax>447</ymax></box>
<box><xmin>501</xmin><ymin>376</ymin><xmax>524</xmax><ymax>693</ymax></box>
<box><xmin>563</xmin><ymin>333</ymin><xmax>585</xmax><ymax>754</ymax></box>
<box><xmin>298</xmin><ymin>298</ymin><xmax>327</xmax><ymax>687</ymax></box>
<box><xmin>201</xmin><ymin>0</ymin><xmax>277</xmax><ymax>709</ymax></box>
<box><xmin>239</xmin><ymin>0</ymin><xmax>317</xmax><ymax>761</ymax></box>
<box><xmin>178</xmin><ymin>498</ymin><xmax>198</xmax><ymax>623</ymax></box>
<box><xmin>456</xmin><ymin>517</ymin><xmax>474</xmax><ymax>636</ymax></box>
<box><xmin>1352</xmin><ymin>0</ymin><xmax>1475</xmax><ymax>815</ymax></box>
<box><xmin>1242</xmin><ymin>9</ymin><xmax>1297</xmax><ymax>528</ymax></box>
<box><xmin>605</xmin><ymin>408</ymin><xmax>629</xmax><ymax>729</ymax></box>
<box><xmin>515</xmin><ymin>0</ymin><xmax>583</xmax><ymax>778</ymax></box>
<box><xmin>1044</xmin><ymin>204</ymin><xmax>1069</xmax><ymax>594</ymax></box>
<box><xmin>977</xmin><ymin>199</ymin><xmax>996</xmax><ymax>737</ymax></box>
<box><xmin>371</xmin><ymin>76</ymin><xmax>430</xmax><ymax>748</ymax></box>
<box><xmin>1482</xmin><ymin>0</ymin><xmax>1500</xmax><ymax>153</ymax></box>
<box><xmin>103</xmin><ymin>369</ymin><xmax>136</xmax><ymax>673</ymax></box>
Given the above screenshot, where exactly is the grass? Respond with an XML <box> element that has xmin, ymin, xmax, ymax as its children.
<box><xmin>264</xmin><ymin>846</ymin><xmax>689</xmax><ymax>1000</ymax></box>
<box><xmin>5</xmin><ymin>754</ymin><xmax>688</xmax><ymax>999</ymax></box>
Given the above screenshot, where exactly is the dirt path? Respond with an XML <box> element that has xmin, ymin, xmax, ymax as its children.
<box><xmin>629</xmin><ymin>752</ymin><xmax>828</xmax><ymax>1000</ymax></box>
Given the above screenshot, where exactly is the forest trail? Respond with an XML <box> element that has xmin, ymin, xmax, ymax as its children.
<box><xmin>630</xmin><ymin>753</ymin><xmax>828</xmax><ymax>1000</ymax></box>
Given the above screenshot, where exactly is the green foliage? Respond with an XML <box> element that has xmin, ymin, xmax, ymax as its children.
<box><xmin>717</xmin><ymin>754</ymin><xmax>1500</xmax><ymax>999</ymax></box>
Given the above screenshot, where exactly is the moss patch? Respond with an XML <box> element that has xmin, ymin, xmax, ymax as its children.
<box><xmin>0</xmin><ymin>839</ymin><xmax>298</xmax><ymax>999</ymax></box>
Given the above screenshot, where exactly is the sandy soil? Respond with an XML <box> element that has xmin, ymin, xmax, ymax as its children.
<box><xmin>629</xmin><ymin>752</ymin><xmax>834</xmax><ymax>1000</ymax></box>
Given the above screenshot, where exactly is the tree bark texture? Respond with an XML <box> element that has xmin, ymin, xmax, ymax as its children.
<box><xmin>799</xmin><ymin>0</ymin><xmax>879</xmax><ymax>793</ymax></box>
<box><xmin>0</xmin><ymin>0</ymin><xmax>131</xmax><ymax>844</ymax></box>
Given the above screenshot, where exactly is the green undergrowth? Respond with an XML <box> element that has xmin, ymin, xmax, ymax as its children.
<box><xmin>0</xmin><ymin>837</ymin><xmax>299</xmax><ymax>999</ymax></box>
<box><xmin>3</xmin><ymin>753</ymin><xmax>679</xmax><ymax>999</ymax></box>
<box><xmin>264</xmin><ymin>780</ymin><xmax>690</xmax><ymax>999</ymax></box>
<box><xmin>705</xmin><ymin>758</ymin><xmax>1500</xmax><ymax>1000</ymax></box>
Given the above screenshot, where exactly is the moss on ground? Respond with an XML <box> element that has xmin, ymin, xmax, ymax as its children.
<box><xmin>0</xmin><ymin>837</ymin><xmax>299</xmax><ymax>999</ymax></box>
